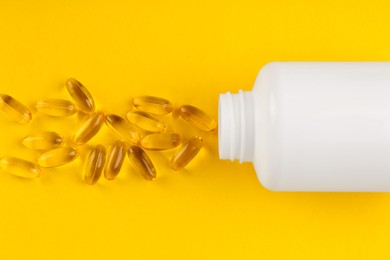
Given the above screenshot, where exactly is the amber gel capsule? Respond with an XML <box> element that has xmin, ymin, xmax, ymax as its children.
<box><xmin>0</xmin><ymin>94</ymin><xmax>32</xmax><ymax>124</ymax></box>
<box><xmin>104</xmin><ymin>141</ymin><xmax>126</xmax><ymax>180</ymax></box>
<box><xmin>22</xmin><ymin>131</ymin><xmax>64</xmax><ymax>150</ymax></box>
<box><xmin>84</xmin><ymin>145</ymin><xmax>106</xmax><ymax>185</ymax></box>
<box><xmin>126</xmin><ymin>110</ymin><xmax>167</xmax><ymax>133</ymax></box>
<box><xmin>36</xmin><ymin>99</ymin><xmax>77</xmax><ymax>117</ymax></box>
<box><xmin>127</xmin><ymin>146</ymin><xmax>156</xmax><ymax>181</ymax></box>
<box><xmin>170</xmin><ymin>136</ymin><xmax>203</xmax><ymax>170</ymax></box>
<box><xmin>133</xmin><ymin>96</ymin><xmax>173</xmax><ymax>115</ymax></box>
<box><xmin>38</xmin><ymin>147</ymin><xmax>78</xmax><ymax>168</ymax></box>
<box><xmin>140</xmin><ymin>132</ymin><xmax>181</xmax><ymax>150</ymax></box>
<box><xmin>179</xmin><ymin>105</ymin><xmax>217</xmax><ymax>132</ymax></box>
<box><xmin>66</xmin><ymin>78</ymin><xmax>95</xmax><ymax>113</ymax></box>
<box><xmin>105</xmin><ymin>114</ymin><xmax>140</xmax><ymax>143</ymax></box>
<box><xmin>73</xmin><ymin>111</ymin><xmax>105</xmax><ymax>145</ymax></box>
<box><xmin>0</xmin><ymin>157</ymin><xmax>40</xmax><ymax>179</ymax></box>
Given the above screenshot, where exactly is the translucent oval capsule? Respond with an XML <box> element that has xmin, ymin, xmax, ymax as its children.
<box><xmin>127</xmin><ymin>145</ymin><xmax>156</xmax><ymax>181</ymax></box>
<box><xmin>73</xmin><ymin>111</ymin><xmax>105</xmax><ymax>145</ymax></box>
<box><xmin>22</xmin><ymin>132</ymin><xmax>64</xmax><ymax>150</ymax></box>
<box><xmin>140</xmin><ymin>133</ymin><xmax>181</xmax><ymax>150</ymax></box>
<box><xmin>36</xmin><ymin>99</ymin><xmax>77</xmax><ymax>117</ymax></box>
<box><xmin>170</xmin><ymin>136</ymin><xmax>203</xmax><ymax>170</ymax></box>
<box><xmin>0</xmin><ymin>94</ymin><xmax>32</xmax><ymax>124</ymax></box>
<box><xmin>105</xmin><ymin>114</ymin><xmax>140</xmax><ymax>144</ymax></box>
<box><xmin>0</xmin><ymin>157</ymin><xmax>40</xmax><ymax>179</ymax></box>
<box><xmin>84</xmin><ymin>145</ymin><xmax>106</xmax><ymax>185</ymax></box>
<box><xmin>133</xmin><ymin>96</ymin><xmax>173</xmax><ymax>115</ymax></box>
<box><xmin>179</xmin><ymin>105</ymin><xmax>217</xmax><ymax>132</ymax></box>
<box><xmin>38</xmin><ymin>147</ymin><xmax>78</xmax><ymax>168</ymax></box>
<box><xmin>104</xmin><ymin>141</ymin><xmax>126</xmax><ymax>180</ymax></box>
<box><xmin>126</xmin><ymin>110</ymin><xmax>167</xmax><ymax>133</ymax></box>
<box><xmin>65</xmin><ymin>78</ymin><xmax>95</xmax><ymax>113</ymax></box>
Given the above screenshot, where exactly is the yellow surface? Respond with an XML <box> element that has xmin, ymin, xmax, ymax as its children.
<box><xmin>0</xmin><ymin>0</ymin><xmax>389</xmax><ymax>259</ymax></box>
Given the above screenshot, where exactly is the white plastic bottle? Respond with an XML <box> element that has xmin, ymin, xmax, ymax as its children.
<box><xmin>219</xmin><ymin>62</ymin><xmax>390</xmax><ymax>192</ymax></box>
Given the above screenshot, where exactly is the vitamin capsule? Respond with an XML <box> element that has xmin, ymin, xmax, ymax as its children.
<box><xmin>170</xmin><ymin>136</ymin><xmax>203</xmax><ymax>170</ymax></box>
<box><xmin>140</xmin><ymin>132</ymin><xmax>181</xmax><ymax>150</ymax></box>
<box><xmin>38</xmin><ymin>147</ymin><xmax>78</xmax><ymax>168</ymax></box>
<box><xmin>73</xmin><ymin>111</ymin><xmax>105</xmax><ymax>145</ymax></box>
<box><xmin>0</xmin><ymin>157</ymin><xmax>40</xmax><ymax>179</ymax></box>
<box><xmin>105</xmin><ymin>114</ymin><xmax>140</xmax><ymax>143</ymax></box>
<box><xmin>84</xmin><ymin>145</ymin><xmax>106</xmax><ymax>185</ymax></box>
<box><xmin>179</xmin><ymin>105</ymin><xmax>217</xmax><ymax>132</ymax></box>
<box><xmin>36</xmin><ymin>99</ymin><xmax>77</xmax><ymax>117</ymax></box>
<box><xmin>0</xmin><ymin>94</ymin><xmax>32</xmax><ymax>124</ymax></box>
<box><xmin>133</xmin><ymin>96</ymin><xmax>173</xmax><ymax>115</ymax></box>
<box><xmin>65</xmin><ymin>78</ymin><xmax>95</xmax><ymax>113</ymax></box>
<box><xmin>104</xmin><ymin>141</ymin><xmax>126</xmax><ymax>180</ymax></box>
<box><xmin>22</xmin><ymin>132</ymin><xmax>64</xmax><ymax>150</ymax></box>
<box><xmin>127</xmin><ymin>145</ymin><xmax>156</xmax><ymax>181</ymax></box>
<box><xmin>126</xmin><ymin>110</ymin><xmax>167</xmax><ymax>133</ymax></box>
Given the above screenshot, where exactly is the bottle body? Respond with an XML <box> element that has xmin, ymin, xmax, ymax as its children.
<box><xmin>219</xmin><ymin>62</ymin><xmax>390</xmax><ymax>191</ymax></box>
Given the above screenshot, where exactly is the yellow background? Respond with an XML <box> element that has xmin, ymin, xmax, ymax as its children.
<box><xmin>0</xmin><ymin>0</ymin><xmax>389</xmax><ymax>259</ymax></box>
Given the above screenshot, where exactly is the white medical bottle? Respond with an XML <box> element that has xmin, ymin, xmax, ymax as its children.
<box><xmin>218</xmin><ymin>62</ymin><xmax>390</xmax><ymax>191</ymax></box>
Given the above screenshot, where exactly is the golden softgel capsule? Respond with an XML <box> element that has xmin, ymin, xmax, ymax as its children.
<box><xmin>84</xmin><ymin>145</ymin><xmax>106</xmax><ymax>185</ymax></box>
<box><xmin>73</xmin><ymin>111</ymin><xmax>105</xmax><ymax>145</ymax></box>
<box><xmin>105</xmin><ymin>114</ymin><xmax>140</xmax><ymax>143</ymax></box>
<box><xmin>66</xmin><ymin>78</ymin><xmax>95</xmax><ymax>113</ymax></box>
<box><xmin>133</xmin><ymin>96</ymin><xmax>173</xmax><ymax>115</ymax></box>
<box><xmin>179</xmin><ymin>105</ymin><xmax>217</xmax><ymax>132</ymax></box>
<box><xmin>140</xmin><ymin>132</ymin><xmax>181</xmax><ymax>150</ymax></box>
<box><xmin>36</xmin><ymin>99</ymin><xmax>77</xmax><ymax>117</ymax></box>
<box><xmin>38</xmin><ymin>147</ymin><xmax>78</xmax><ymax>168</ymax></box>
<box><xmin>22</xmin><ymin>131</ymin><xmax>64</xmax><ymax>150</ymax></box>
<box><xmin>126</xmin><ymin>110</ymin><xmax>167</xmax><ymax>133</ymax></box>
<box><xmin>0</xmin><ymin>94</ymin><xmax>32</xmax><ymax>124</ymax></box>
<box><xmin>104</xmin><ymin>141</ymin><xmax>126</xmax><ymax>180</ymax></box>
<box><xmin>0</xmin><ymin>157</ymin><xmax>40</xmax><ymax>179</ymax></box>
<box><xmin>127</xmin><ymin>145</ymin><xmax>156</xmax><ymax>181</ymax></box>
<box><xmin>170</xmin><ymin>136</ymin><xmax>203</xmax><ymax>170</ymax></box>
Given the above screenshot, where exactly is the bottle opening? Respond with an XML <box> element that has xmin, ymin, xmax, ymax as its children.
<box><xmin>218</xmin><ymin>90</ymin><xmax>255</xmax><ymax>163</ymax></box>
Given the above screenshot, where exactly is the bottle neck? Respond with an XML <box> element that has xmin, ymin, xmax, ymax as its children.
<box><xmin>218</xmin><ymin>90</ymin><xmax>255</xmax><ymax>163</ymax></box>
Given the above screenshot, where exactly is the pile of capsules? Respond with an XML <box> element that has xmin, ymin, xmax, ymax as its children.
<box><xmin>0</xmin><ymin>78</ymin><xmax>217</xmax><ymax>184</ymax></box>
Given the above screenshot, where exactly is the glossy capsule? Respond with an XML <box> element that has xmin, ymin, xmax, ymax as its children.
<box><xmin>36</xmin><ymin>99</ymin><xmax>77</xmax><ymax>117</ymax></box>
<box><xmin>133</xmin><ymin>96</ymin><xmax>173</xmax><ymax>115</ymax></box>
<box><xmin>104</xmin><ymin>141</ymin><xmax>126</xmax><ymax>180</ymax></box>
<box><xmin>73</xmin><ymin>112</ymin><xmax>105</xmax><ymax>145</ymax></box>
<box><xmin>170</xmin><ymin>136</ymin><xmax>203</xmax><ymax>170</ymax></box>
<box><xmin>179</xmin><ymin>105</ymin><xmax>217</xmax><ymax>132</ymax></box>
<box><xmin>127</xmin><ymin>145</ymin><xmax>156</xmax><ymax>181</ymax></box>
<box><xmin>0</xmin><ymin>94</ymin><xmax>32</xmax><ymax>124</ymax></box>
<box><xmin>0</xmin><ymin>157</ymin><xmax>40</xmax><ymax>179</ymax></box>
<box><xmin>105</xmin><ymin>114</ymin><xmax>140</xmax><ymax>144</ymax></box>
<box><xmin>126</xmin><ymin>110</ymin><xmax>167</xmax><ymax>133</ymax></box>
<box><xmin>84</xmin><ymin>145</ymin><xmax>106</xmax><ymax>185</ymax></box>
<box><xmin>38</xmin><ymin>147</ymin><xmax>78</xmax><ymax>168</ymax></box>
<box><xmin>65</xmin><ymin>78</ymin><xmax>95</xmax><ymax>113</ymax></box>
<box><xmin>140</xmin><ymin>133</ymin><xmax>181</xmax><ymax>150</ymax></box>
<box><xmin>22</xmin><ymin>131</ymin><xmax>64</xmax><ymax>150</ymax></box>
